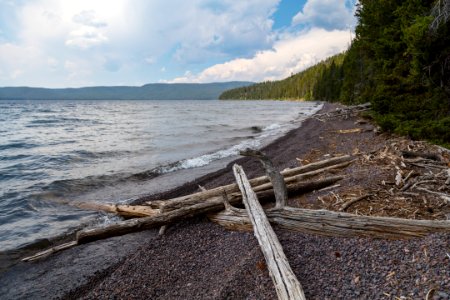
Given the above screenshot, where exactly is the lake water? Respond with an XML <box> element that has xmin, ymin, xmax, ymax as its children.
<box><xmin>0</xmin><ymin>100</ymin><xmax>321</xmax><ymax>251</ymax></box>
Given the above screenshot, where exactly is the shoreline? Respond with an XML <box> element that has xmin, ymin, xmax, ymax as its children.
<box><xmin>0</xmin><ymin>102</ymin><xmax>334</xmax><ymax>299</ymax></box>
<box><xmin>1</xmin><ymin>102</ymin><xmax>448</xmax><ymax>299</ymax></box>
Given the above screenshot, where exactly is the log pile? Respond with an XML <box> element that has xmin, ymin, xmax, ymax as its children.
<box><xmin>314</xmin><ymin>103</ymin><xmax>371</xmax><ymax>121</ymax></box>
<box><xmin>22</xmin><ymin>148</ymin><xmax>450</xmax><ymax>299</ymax></box>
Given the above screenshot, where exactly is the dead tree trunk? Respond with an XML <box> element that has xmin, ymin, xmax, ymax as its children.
<box><xmin>76</xmin><ymin>176</ymin><xmax>345</xmax><ymax>218</ymax></box>
<box><xmin>148</xmin><ymin>159</ymin><xmax>353</xmax><ymax>212</ymax></box>
<box><xmin>208</xmin><ymin>206</ymin><xmax>450</xmax><ymax>239</ymax></box>
<box><xmin>240</xmin><ymin>149</ymin><xmax>288</xmax><ymax>208</ymax></box>
<box><xmin>233</xmin><ymin>164</ymin><xmax>306</xmax><ymax>300</ymax></box>
<box><xmin>147</xmin><ymin>155</ymin><xmax>353</xmax><ymax>210</ymax></box>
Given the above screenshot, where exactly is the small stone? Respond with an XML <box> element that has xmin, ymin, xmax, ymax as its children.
<box><xmin>437</xmin><ymin>291</ymin><xmax>449</xmax><ymax>299</ymax></box>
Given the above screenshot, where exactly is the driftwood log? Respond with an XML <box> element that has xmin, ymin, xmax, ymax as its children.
<box><xmin>146</xmin><ymin>155</ymin><xmax>354</xmax><ymax>211</ymax></box>
<box><xmin>208</xmin><ymin>206</ymin><xmax>450</xmax><ymax>239</ymax></box>
<box><xmin>75</xmin><ymin>202</ymin><xmax>160</xmax><ymax>217</ymax></box>
<box><xmin>24</xmin><ymin>175</ymin><xmax>346</xmax><ymax>261</ymax></box>
<box><xmin>233</xmin><ymin>164</ymin><xmax>305</xmax><ymax>300</ymax></box>
<box><xmin>75</xmin><ymin>175</ymin><xmax>345</xmax><ymax>219</ymax></box>
<box><xmin>22</xmin><ymin>152</ymin><xmax>450</xmax><ymax>262</ymax></box>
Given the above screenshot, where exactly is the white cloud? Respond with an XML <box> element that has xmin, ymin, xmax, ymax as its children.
<box><xmin>65</xmin><ymin>27</ymin><xmax>108</xmax><ymax>49</ymax></box>
<box><xmin>292</xmin><ymin>0</ymin><xmax>356</xmax><ymax>30</ymax></box>
<box><xmin>0</xmin><ymin>0</ymin><xmax>281</xmax><ymax>87</ymax></box>
<box><xmin>170</xmin><ymin>28</ymin><xmax>352</xmax><ymax>83</ymax></box>
<box><xmin>73</xmin><ymin>10</ymin><xmax>107</xmax><ymax>28</ymax></box>
<box><xmin>0</xmin><ymin>0</ymin><xmax>358</xmax><ymax>87</ymax></box>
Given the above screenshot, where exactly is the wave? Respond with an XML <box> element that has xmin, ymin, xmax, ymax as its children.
<box><xmin>36</xmin><ymin>103</ymin><xmax>322</xmax><ymax>203</ymax></box>
<box><xmin>0</xmin><ymin>142</ymin><xmax>39</xmax><ymax>152</ymax></box>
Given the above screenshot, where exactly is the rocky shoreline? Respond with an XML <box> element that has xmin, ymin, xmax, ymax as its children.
<box><xmin>1</xmin><ymin>102</ymin><xmax>449</xmax><ymax>299</ymax></box>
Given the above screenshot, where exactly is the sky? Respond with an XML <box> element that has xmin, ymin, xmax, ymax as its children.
<box><xmin>0</xmin><ymin>0</ymin><xmax>357</xmax><ymax>88</ymax></box>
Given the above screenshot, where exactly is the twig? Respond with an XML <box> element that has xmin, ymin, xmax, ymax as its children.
<box><xmin>414</xmin><ymin>187</ymin><xmax>450</xmax><ymax>203</ymax></box>
<box><xmin>409</xmin><ymin>163</ymin><xmax>448</xmax><ymax>170</ymax></box>
<box><xmin>22</xmin><ymin>241</ymin><xmax>78</xmax><ymax>262</ymax></box>
<box><xmin>403</xmin><ymin>170</ymin><xmax>415</xmax><ymax>183</ymax></box>
<box><xmin>340</xmin><ymin>194</ymin><xmax>373</xmax><ymax>211</ymax></box>
<box><xmin>318</xmin><ymin>184</ymin><xmax>341</xmax><ymax>192</ymax></box>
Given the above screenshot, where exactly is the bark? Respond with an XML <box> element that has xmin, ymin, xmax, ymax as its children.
<box><xmin>78</xmin><ymin>176</ymin><xmax>344</xmax><ymax>218</ymax></box>
<box><xmin>150</xmin><ymin>159</ymin><xmax>353</xmax><ymax>212</ymax></box>
<box><xmin>233</xmin><ymin>164</ymin><xmax>305</xmax><ymax>300</ymax></box>
<box><xmin>401</xmin><ymin>151</ymin><xmax>443</xmax><ymax>162</ymax></box>
<box><xmin>147</xmin><ymin>155</ymin><xmax>353</xmax><ymax>211</ymax></box>
<box><xmin>75</xmin><ymin>202</ymin><xmax>160</xmax><ymax>217</ymax></box>
<box><xmin>208</xmin><ymin>206</ymin><xmax>450</xmax><ymax>239</ymax></box>
<box><xmin>240</xmin><ymin>149</ymin><xmax>288</xmax><ymax>208</ymax></box>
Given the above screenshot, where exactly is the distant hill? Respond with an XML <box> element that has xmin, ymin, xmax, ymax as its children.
<box><xmin>0</xmin><ymin>82</ymin><xmax>253</xmax><ymax>100</ymax></box>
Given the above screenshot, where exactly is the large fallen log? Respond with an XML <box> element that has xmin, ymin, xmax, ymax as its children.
<box><xmin>148</xmin><ymin>158</ymin><xmax>353</xmax><ymax>211</ymax></box>
<box><xmin>208</xmin><ymin>206</ymin><xmax>450</xmax><ymax>239</ymax></box>
<box><xmin>25</xmin><ymin>176</ymin><xmax>346</xmax><ymax>261</ymax></box>
<box><xmin>75</xmin><ymin>176</ymin><xmax>345</xmax><ymax>218</ymax></box>
<box><xmin>233</xmin><ymin>164</ymin><xmax>305</xmax><ymax>300</ymax></box>
<box><xmin>146</xmin><ymin>155</ymin><xmax>354</xmax><ymax>209</ymax></box>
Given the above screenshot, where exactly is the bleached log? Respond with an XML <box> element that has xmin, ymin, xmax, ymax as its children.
<box><xmin>208</xmin><ymin>206</ymin><xmax>450</xmax><ymax>239</ymax></box>
<box><xmin>78</xmin><ymin>176</ymin><xmax>344</xmax><ymax>219</ymax></box>
<box><xmin>148</xmin><ymin>155</ymin><xmax>353</xmax><ymax>210</ymax></box>
<box><xmin>23</xmin><ymin>173</ymin><xmax>448</xmax><ymax>261</ymax></box>
<box><xmin>233</xmin><ymin>164</ymin><xmax>305</xmax><ymax>300</ymax></box>
<box><xmin>151</xmin><ymin>159</ymin><xmax>353</xmax><ymax>212</ymax></box>
<box><xmin>74</xmin><ymin>202</ymin><xmax>160</xmax><ymax>218</ymax></box>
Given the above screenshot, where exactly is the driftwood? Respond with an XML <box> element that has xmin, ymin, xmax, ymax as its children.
<box><xmin>314</xmin><ymin>103</ymin><xmax>371</xmax><ymax>121</ymax></box>
<box><xmin>23</xmin><ymin>199</ymin><xmax>230</xmax><ymax>261</ymax></box>
<box><xmin>339</xmin><ymin>194</ymin><xmax>373</xmax><ymax>211</ymax></box>
<box><xmin>23</xmin><ymin>147</ymin><xmax>450</xmax><ymax>264</ymax></box>
<box><xmin>76</xmin><ymin>176</ymin><xmax>345</xmax><ymax>219</ymax></box>
<box><xmin>147</xmin><ymin>155</ymin><xmax>354</xmax><ymax>211</ymax></box>
<box><xmin>24</xmin><ymin>163</ymin><xmax>348</xmax><ymax>262</ymax></box>
<box><xmin>22</xmin><ymin>241</ymin><xmax>78</xmax><ymax>262</ymax></box>
<box><xmin>75</xmin><ymin>202</ymin><xmax>160</xmax><ymax>217</ymax></box>
<box><xmin>401</xmin><ymin>150</ymin><xmax>443</xmax><ymax>162</ymax></box>
<box><xmin>27</xmin><ymin>174</ymin><xmax>344</xmax><ymax>260</ymax></box>
<box><xmin>233</xmin><ymin>164</ymin><xmax>305</xmax><ymax>300</ymax></box>
<box><xmin>208</xmin><ymin>206</ymin><xmax>450</xmax><ymax>239</ymax></box>
<box><xmin>240</xmin><ymin>149</ymin><xmax>288</xmax><ymax>208</ymax></box>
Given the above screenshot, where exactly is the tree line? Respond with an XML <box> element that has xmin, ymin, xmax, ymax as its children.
<box><xmin>220</xmin><ymin>0</ymin><xmax>450</xmax><ymax>146</ymax></box>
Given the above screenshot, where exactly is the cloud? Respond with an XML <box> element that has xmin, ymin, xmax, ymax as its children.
<box><xmin>65</xmin><ymin>27</ymin><xmax>108</xmax><ymax>49</ymax></box>
<box><xmin>0</xmin><ymin>0</ymin><xmax>358</xmax><ymax>87</ymax></box>
<box><xmin>169</xmin><ymin>28</ymin><xmax>352</xmax><ymax>83</ymax></box>
<box><xmin>292</xmin><ymin>0</ymin><xmax>356</xmax><ymax>30</ymax></box>
<box><xmin>0</xmin><ymin>0</ymin><xmax>281</xmax><ymax>87</ymax></box>
<box><xmin>73</xmin><ymin>10</ymin><xmax>107</xmax><ymax>28</ymax></box>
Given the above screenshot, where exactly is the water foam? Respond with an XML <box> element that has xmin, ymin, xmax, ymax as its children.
<box><xmin>154</xmin><ymin>104</ymin><xmax>322</xmax><ymax>175</ymax></box>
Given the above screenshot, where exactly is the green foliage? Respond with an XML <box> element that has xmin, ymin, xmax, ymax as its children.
<box><xmin>341</xmin><ymin>0</ymin><xmax>450</xmax><ymax>145</ymax></box>
<box><xmin>219</xmin><ymin>53</ymin><xmax>346</xmax><ymax>100</ymax></box>
<box><xmin>221</xmin><ymin>0</ymin><xmax>450</xmax><ymax>145</ymax></box>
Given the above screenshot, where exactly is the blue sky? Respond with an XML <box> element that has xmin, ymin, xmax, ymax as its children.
<box><xmin>0</xmin><ymin>0</ymin><xmax>357</xmax><ymax>88</ymax></box>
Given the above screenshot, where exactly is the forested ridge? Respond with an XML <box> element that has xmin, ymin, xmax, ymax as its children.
<box><xmin>0</xmin><ymin>82</ymin><xmax>252</xmax><ymax>100</ymax></box>
<box><xmin>220</xmin><ymin>0</ymin><xmax>450</xmax><ymax>146</ymax></box>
